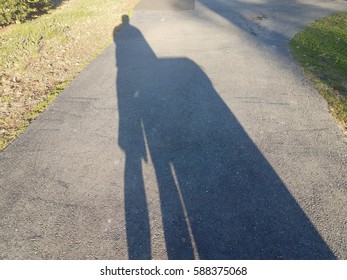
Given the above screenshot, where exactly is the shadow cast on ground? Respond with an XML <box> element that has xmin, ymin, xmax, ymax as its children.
<box><xmin>50</xmin><ymin>0</ymin><xmax>68</xmax><ymax>8</ymax></box>
<box><xmin>196</xmin><ymin>0</ymin><xmax>345</xmax><ymax>60</ymax></box>
<box><xmin>114</xmin><ymin>16</ymin><xmax>335</xmax><ymax>260</ymax></box>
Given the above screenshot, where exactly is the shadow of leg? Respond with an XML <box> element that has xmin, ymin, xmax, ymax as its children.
<box><xmin>124</xmin><ymin>155</ymin><xmax>151</xmax><ymax>259</ymax></box>
<box><xmin>151</xmin><ymin>153</ymin><xmax>195</xmax><ymax>260</ymax></box>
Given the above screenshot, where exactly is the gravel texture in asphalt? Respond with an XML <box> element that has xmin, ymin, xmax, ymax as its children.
<box><xmin>1</xmin><ymin>0</ymin><xmax>347</xmax><ymax>259</ymax></box>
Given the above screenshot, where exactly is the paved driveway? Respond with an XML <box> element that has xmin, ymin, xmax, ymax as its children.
<box><xmin>1</xmin><ymin>0</ymin><xmax>346</xmax><ymax>259</ymax></box>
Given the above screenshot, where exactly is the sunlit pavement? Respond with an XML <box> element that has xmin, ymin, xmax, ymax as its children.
<box><xmin>0</xmin><ymin>0</ymin><xmax>346</xmax><ymax>259</ymax></box>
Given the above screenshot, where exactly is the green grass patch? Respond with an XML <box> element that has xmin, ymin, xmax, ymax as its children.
<box><xmin>0</xmin><ymin>0</ymin><xmax>52</xmax><ymax>26</ymax></box>
<box><xmin>0</xmin><ymin>0</ymin><xmax>139</xmax><ymax>151</ymax></box>
<box><xmin>290</xmin><ymin>12</ymin><xmax>347</xmax><ymax>130</ymax></box>
<box><xmin>26</xmin><ymin>81</ymin><xmax>68</xmax><ymax>121</ymax></box>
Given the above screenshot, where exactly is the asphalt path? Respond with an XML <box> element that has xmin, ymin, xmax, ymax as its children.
<box><xmin>1</xmin><ymin>0</ymin><xmax>347</xmax><ymax>259</ymax></box>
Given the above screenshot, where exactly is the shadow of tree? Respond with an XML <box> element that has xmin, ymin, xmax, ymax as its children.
<box><xmin>196</xmin><ymin>0</ymin><xmax>345</xmax><ymax>54</ymax></box>
<box><xmin>50</xmin><ymin>0</ymin><xmax>68</xmax><ymax>8</ymax></box>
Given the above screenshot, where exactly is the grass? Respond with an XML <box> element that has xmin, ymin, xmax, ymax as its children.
<box><xmin>0</xmin><ymin>0</ymin><xmax>139</xmax><ymax>150</ymax></box>
<box><xmin>290</xmin><ymin>12</ymin><xmax>347</xmax><ymax>132</ymax></box>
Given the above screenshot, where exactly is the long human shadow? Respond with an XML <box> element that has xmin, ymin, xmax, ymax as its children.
<box><xmin>115</xmin><ymin>16</ymin><xmax>335</xmax><ymax>260</ymax></box>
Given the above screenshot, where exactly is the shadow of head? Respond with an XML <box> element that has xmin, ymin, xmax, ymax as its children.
<box><xmin>113</xmin><ymin>14</ymin><xmax>130</xmax><ymax>39</ymax></box>
<box><xmin>122</xmin><ymin>14</ymin><xmax>129</xmax><ymax>24</ymax></box>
